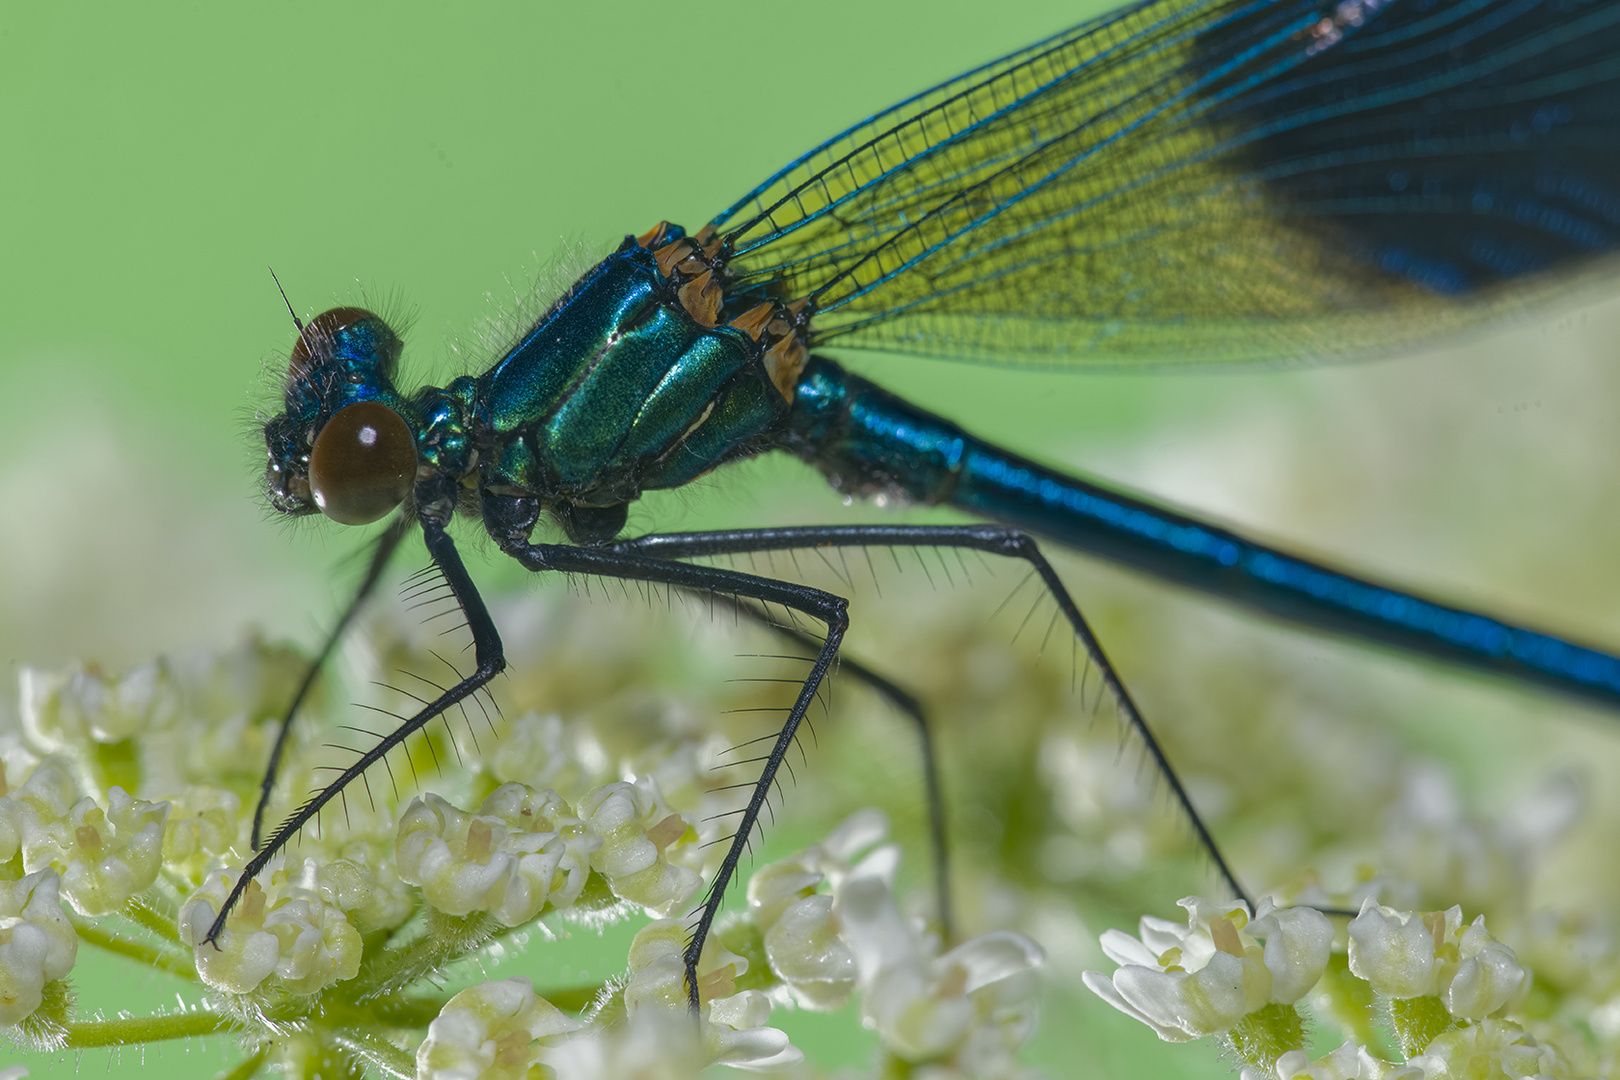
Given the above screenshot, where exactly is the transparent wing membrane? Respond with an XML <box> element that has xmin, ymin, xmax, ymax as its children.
<box><xmin>712</xmin><ymin>0</ymin><xmax>1620</xmax><ymax>368</ymax></box>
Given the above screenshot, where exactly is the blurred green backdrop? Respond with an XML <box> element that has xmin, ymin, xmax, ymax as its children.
<box><xmin>4</xmin><ymin>2</ymin><xmax>1620</xmax><ymax>1078</ymax></box>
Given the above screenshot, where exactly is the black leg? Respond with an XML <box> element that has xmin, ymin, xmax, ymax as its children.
<box><xmin>214</xmin><ymin>518</ymin><xmax>1266</xmax><ymax>1013</ymax></box>
<box><xmin>611</xmin><ymin>523</ymin><xmax>1257</xmax><ymax>912</ymax></box>
<box><xmin>250</xmin><ymin>513</ymin><xmax>412</xmax><ymax>850</ymax></box>
<box><xmin>207</xmin><ymin>518</ymin><xmax>504</xmax><ymax>949</ymax></box>
<box><xmin>494</xmin><ymin>538</ymin><xmax>849</xmax><ymax>1011</ymax></box>
<box><xmin>715</xmin><ymin>593</ymin><xmax>953</xmax><ymax>940</ymax></box>
<box><xmin>212</xmin><ymin>523</ymin><xmax>852</xmax><ymax>1017</ymax></box>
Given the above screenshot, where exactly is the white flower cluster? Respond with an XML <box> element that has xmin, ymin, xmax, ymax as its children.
<box><xmin>1084</xmin><ymin>896</ymin><xmax>1332</xmax><ymax>1043</ymax></box>
<box><xmin>1347</xmin><ymin>901</ymin><xmax>1526</xmax><ymax>1019</ymax></box>
<box><xmin>744</xmin><ymin>811</ymin><xmax>874</xmax><ymax>1011</ymax></box>
<box><xmin>0</xmin><ymin>871</ymin><xmax>77</xmax><ymax>1026</ymax></box>
<box><xmin>417</xmin><ymin>977</ymin><xmax>580</xmax><ymax>1080</ymax></box>
<box><xmin>409</xmin><ymin>810</ymin><xmax>1046</xmax><ymax>1079</ymax></box>
<box><xmin>395</xmin><ymin>784</ymin><xmax>597</xmax><ymax>926</ymax></box>
<box><xmin>578</xmin><ymin>780</ymin><xmax>701</xmax><ymax>916</ymax></box>
<box><xmin>179</xmin><ymin>857</ymin><xmax>364</xmax><ymax>996</ymax></box>
<box><xmin>20</xmin><ymin>659</ymin><xmax>177</xmax><ymax>752</ymax></box>
<box><xmin>0</xmin><ymin>752</ymin><xmax>173</xmax><ymax>1025</ymax></box>
<box><xmin>180</xmin><ymin>776</ymin><xmax>705</xmax><ymax>999</ymax></box>
<box><xmin>0</xmin><ymin>628</ymin><xmax>750</xmax><ymax>1047</ymax></box>
<box><xmin>17</xmin><ymin>636</ymin><xmax>309</xmax><ymax>800</ymax></box>
<box><xmin>748</xmin><ymin>810</ymin><xmax>1046</xmax><ymax>1076</ymax></box>
<box><xmin>10</xmin><ymin>577</ymin><xmax>1617</xmax><ymax>1079</ymax></box>
<box><xmin>1085</xmin><ymin>893</ymin><xmax>1581</xmax><ymax>1079</ymax></box>
<box><xmin>617</xmin><ymin>918</ymin><xmax>799</xmax><ymax>1068</ymax></box>
<box><xmin>1</xmin><ymin>757</ymin><xmax>170</xmax><ymax>918</ymax></box>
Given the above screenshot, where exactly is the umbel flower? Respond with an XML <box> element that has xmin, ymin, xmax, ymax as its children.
<box><xmin>3</xmin><ymin>547</ymin><xmax>1620</xmax><ymax>1078</ymax></box>
<box><xmin>1083</xmin><ymin>896</ymin><xmax>1333</xmax><ymax>1047</ymax></box>
<box><xmin>1084</xmin><ymin>893</ymin><xmax>1610</xmax><ymax>1078</ymax></box>
<box><xmin>0</xmin><ymin>588</ymin><xmax>1054</xmax><ymax>1079</ymax></box>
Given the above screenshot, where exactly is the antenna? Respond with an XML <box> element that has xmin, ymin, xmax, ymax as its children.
<box><xmin>268</xmin><ymin>266</ymin><xmax>304</xmax><ymax>333</ymax></box>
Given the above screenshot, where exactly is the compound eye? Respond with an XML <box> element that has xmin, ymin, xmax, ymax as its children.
<box><xmin>308</xmin><ymin>401</ymin><xmax>417</xmax><ymax>525</ymax></box>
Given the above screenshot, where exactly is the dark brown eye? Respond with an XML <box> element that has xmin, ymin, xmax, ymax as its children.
<box><xmin>308</xmin><ymin>401</ymin><xmax>417</xmax><ymax>525</ymax></box>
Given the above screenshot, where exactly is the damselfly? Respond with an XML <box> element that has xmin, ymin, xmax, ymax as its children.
<box><xmin>214</xmin><ymin>0</ymin><xmax>1620</xmax><ymax>1016</ymax></box>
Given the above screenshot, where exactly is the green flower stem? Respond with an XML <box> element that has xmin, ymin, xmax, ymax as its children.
<box><xmin>1388</xmin><ymin>995</ymin><xmax>1455</xmax><ymax>1058</ymax></box>
<box><xmin>352</xmin><ymin>910</ymin><xmax>496</xmax><ymax>1000</ymax></box>
<box><xmin>718</xmin><ymin>920</ymin><xmax>771</xmax><ymax>994</ymax></box>
<box><xmin>91</xmin><ymin>737</ymin><xmax>141</xmax><ymax>797</ymax></box>
<box><xmin>1314</xmin><ymin>952</ymin><xmax>1388</xmax><ymax>1056</ymax></box>
<box><xmin>537</xmin><ymin>982</ymin><xmax>607</xmax><ymax>1013</ymax></box>
<box><xmin>311</xmin><ymin>982</ymin><xmax>601</xmax><ymax>1036</ymax></box>
<box><xmin>328</xmin><ymin>1029</ymin><xmax>416</xmax><ymax>1079</ymax></box>
<box><xmin>63</xmin><ymin>1010</ymin><xmax>231</xmax><ymax>1047</ymax></box>
<box><xmin>123</xmin><ymin>894</ymin><xmax>182</xmax><ymax>944</ymax></box>
<box><xmin>316</xmin><ymin>994</ymin><xmax>451</xmax><ymax>1031</ymax></box>
<box><xmin>70</xmin><ymin>914</ymin><xmax>196</xmax><ymax>979</ymax></box>
<box><xmin>1222</xmin><ymin>1002</ymin><xmax>1306</xmax><ymax>1071</ymax></box>
<box><xmin>215</xmin><ymin>1046</ymin><xmax>271</xmax><ymax>1080</ymax></box>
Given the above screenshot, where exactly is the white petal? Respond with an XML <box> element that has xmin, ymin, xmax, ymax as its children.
<box><xmin>1082</xmin><ymin>969</ymin><xmax>1196</xmax><ymax>1042</ymax></box>
<box><xmin>1252</xmin><ymin>906</ymin><xmax>1333</xmax><ymax>1004</ymax></box>
<box><xmin>1444</xmin><ymin>941</ymin><xmax>1524</xmax><ymax>1019</ymax></box>
<box><xmin>1347</xmin><ymin>901</ymin><xmax>1437</xmax><ymax>998</ymax></box>
<box><xmin>937</xmin><ymin>930</ymin><xmax>1043</xmax><ymax>994</ymax></box>
<box><xmin>1099</xmin><ymin>927</ymin><xmax>1160</xmax><ymax>969</ymax></box>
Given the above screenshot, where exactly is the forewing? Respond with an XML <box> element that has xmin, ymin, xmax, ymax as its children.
<box><xmin>712</xmin><ymin>0</ymin><xmax>1620</xmax><ymax>368</ymax></box>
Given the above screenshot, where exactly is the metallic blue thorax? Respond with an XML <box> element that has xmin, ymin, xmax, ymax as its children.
<box><xmin>477</xmin><ymin>237</ymin><xmax>787</xmax><ymax>509</ymax></box>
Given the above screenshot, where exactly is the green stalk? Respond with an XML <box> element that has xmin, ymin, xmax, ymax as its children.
<box><xmin>63</xmin><ymin>1010</ymin><xmax>232</xmax><ymax>1047</ymax></box>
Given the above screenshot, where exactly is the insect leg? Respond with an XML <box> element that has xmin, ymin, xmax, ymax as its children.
<box><xmin>208</xmin><ymin>517</ymin><xmax>504</xmax><ymax>946</ymax></box>
<box><xmin>494</xmin><ymin>539</ymin><xmax>849</xmax><ymax>1012</ymax></box>
<box><xmin>613</xmin><ymin>522</ymin><xmax>1257</xmax><ymax>912</ymax></box>
<box><xmin>250</xmin><ymin>512</ymin><xmax>412</xmax><ymax>850</ymax></box>
<box><xmin>715</xmin><ymin>592</ymin><xmax>953</xmax><ymax>939</ymax></box>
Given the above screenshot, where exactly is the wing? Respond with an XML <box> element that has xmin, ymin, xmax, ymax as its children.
<box><xmin>710</xmin><ymin>0</ymin><xmax>1620</xmax><ymax>368</ymax></box>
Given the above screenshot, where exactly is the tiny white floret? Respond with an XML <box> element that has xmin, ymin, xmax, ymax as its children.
<box><xmin>0</xmin><ymin>870</ymin><xmax>78</xmax><ymax>1026</ymax></box>
<box><xmin>416</xmin><ymin>977</ymin><xmax>579</xmax><ymax>1080</ymax></box>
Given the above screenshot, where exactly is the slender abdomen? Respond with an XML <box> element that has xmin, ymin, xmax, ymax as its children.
<box><xmin>785</xmin><ymin>355</ymin><xmax>1620</xmax><ymax>709</ymax></box>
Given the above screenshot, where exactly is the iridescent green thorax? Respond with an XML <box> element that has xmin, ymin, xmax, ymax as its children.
<box><xmin>406</xmin><ymin>377</ymin><xmax>480</xmax><ymax>522</ymax></box>
<box><xmin>476</xmin><ymin>233</ymin><xmax>790</xmax><ymax>516</ymax></box>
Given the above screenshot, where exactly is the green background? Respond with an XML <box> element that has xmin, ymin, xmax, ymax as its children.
<box><xmin>4</xmin><ymin>2</ymin><xmax>1620</xmax><ymax>1077</ymax></box>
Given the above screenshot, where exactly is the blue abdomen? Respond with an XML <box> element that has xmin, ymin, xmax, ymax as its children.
<box><xmin>787</xmin><ymin>354</ymin><xmax>1620</xmax><ymax>709</ymax></box>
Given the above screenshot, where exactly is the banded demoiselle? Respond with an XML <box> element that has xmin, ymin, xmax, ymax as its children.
<box><xmin>5</xmin><ymin>2</ymin><xmax>1619</xmax><ymax>1074</ymax></box>
<box><xmin>192</xmin><ymin>0</ymin><xmax>1620</xmax><ymax>1018</ymax></box>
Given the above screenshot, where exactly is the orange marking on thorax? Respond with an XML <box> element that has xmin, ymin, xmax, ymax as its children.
<box><xmin>729</xmin><ymin>302</ymin><xmax>775</xmax><ymax>341</ymax></box>
<box><xmin>678</xmin><ymin>269</ymin><xmax>723</xmax><ymax>327</ymax></box>
<box><xmin>636</xmin><ymin>221</ymin><xmax>673</xmax><ymax>249</ymax></box>
<box><xmin>654</xmin><ymin>238</ymin><xmax>694</xmax><ymax>277</ymax></box>
<box><xmin>763</xmin><ymin>333</ymin><xmax>807</xmax><ymax>401</ymax></box>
